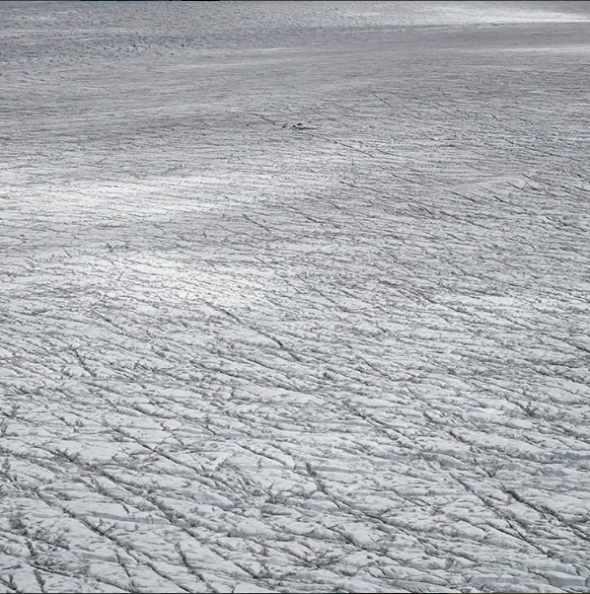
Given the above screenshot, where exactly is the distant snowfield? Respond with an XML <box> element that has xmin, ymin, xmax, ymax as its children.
<box><xmin>1</xmin><ymin>2</ymin><xmax>590</xmax><ymax>593</ymax></box>
<box><xmin>345</xmin><ymin>1</ymin><xmax>590</xmax><ymax>26</ymax></box>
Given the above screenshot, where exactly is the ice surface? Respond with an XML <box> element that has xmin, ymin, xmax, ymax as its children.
<box><xmin>1</xmin><ymin>2</ymin><xmax>590</xmax><ymax>593</ymax></box>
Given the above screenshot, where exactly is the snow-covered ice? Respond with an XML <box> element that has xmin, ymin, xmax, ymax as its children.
<box><xmin>1</xmin><ymin>1</ymin><xmax>590</xmax><ymax>593</ymax></box>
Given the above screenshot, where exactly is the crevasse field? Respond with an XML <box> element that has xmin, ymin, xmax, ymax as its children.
<box><xmin>1</xmin><ymin>2</ymin><xmax>590</xmax><ymax>593</ymax></box>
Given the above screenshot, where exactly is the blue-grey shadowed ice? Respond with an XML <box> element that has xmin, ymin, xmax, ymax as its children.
<box><xmin>1</xmin><ymin>2</ymin><xmax>590</xmax><ymax>594</ymax></box>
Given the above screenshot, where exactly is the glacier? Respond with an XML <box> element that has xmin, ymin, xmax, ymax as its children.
<box><xmin>1</xmin><ymin>2</ymin><xmax>589</xmax><ymax>592</ymax></box>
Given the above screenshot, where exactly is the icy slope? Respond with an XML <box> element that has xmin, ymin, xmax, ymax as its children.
<box><xmin>1</xmin><ymin>2</ymin><xmax>590</xmax><ymax>593</ymax></box>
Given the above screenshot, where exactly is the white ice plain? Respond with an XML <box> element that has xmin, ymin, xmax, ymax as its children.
<box><xmin>1</xmin><ymin>1</ymin><xmax>590</xmax><ymax>593</ymax></box>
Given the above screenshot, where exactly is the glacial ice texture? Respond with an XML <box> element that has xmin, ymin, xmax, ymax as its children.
<box><xmin>1</xmin><ymin>2</ymin><xmax>590</xmax><ymax>593</ymax></box>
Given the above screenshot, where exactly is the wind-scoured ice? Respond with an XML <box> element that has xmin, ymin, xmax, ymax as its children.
<box><xmin>1</xmin><ymin>2</ymin><xmax>589</xmax><ymax>593</ymax></box>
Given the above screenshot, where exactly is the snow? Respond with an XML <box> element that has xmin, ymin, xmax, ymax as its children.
<box><xmin>1</xmin><ymin>1</ymin><xmax>590</xmax><ymax>593</ymax></box>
